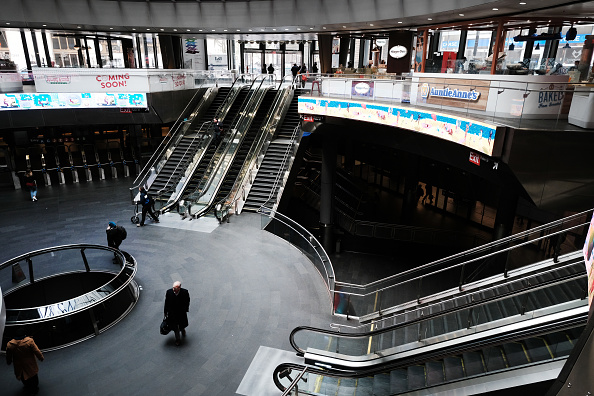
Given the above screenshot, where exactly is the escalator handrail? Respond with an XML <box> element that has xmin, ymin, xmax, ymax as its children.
<box><xmin>130</xmin><ymin>84</ymin><xmax>211</xmax><ymax>191</ymax></box>
<box><xmin>214</xmin><ymin>82</ymin><xmax>296</xmax><ymax>217</ymax></box>
<box><xmin>289</xmin><ymin>259</ymin><xmax>586</xmax><ymax>355</ymax></box>
<box><xmin>186</xmin><ymin>76</ymin><xmax>271</xmax><ymax>217</ymax></box>
<box><xmin>336</xmin><ymin>209</ymin><xmax>593</xmax><ymax>290</ymax></box>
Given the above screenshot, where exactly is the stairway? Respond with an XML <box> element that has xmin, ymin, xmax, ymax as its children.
<box><xmin>242</xmin><ymin>89</ymin><xmax>306</xmax><ymax>212</ymax></box>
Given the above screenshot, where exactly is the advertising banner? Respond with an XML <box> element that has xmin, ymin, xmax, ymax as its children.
<box><xmin>33</xmin><ymin>70</ymin><xmax>150</xmax><ymax>93</ymax></box>
<box><xmin>183</xmin><ymin>37</ymin><xmax>206</xmax><ymax>70</ymax></box>
<box><xmin>351</xmin><ymin>81</ymin><xmax>375</xmax><ymax>99</ymax></box>
<box><xmin>0</xmin><ymin>92</ymin><xmax>147</xmax><ymax>110</ymax></box>
<box><xmin>298</xmin><ymin>96</ymin><xmax>498</xmax><ymax>156</ymax></box>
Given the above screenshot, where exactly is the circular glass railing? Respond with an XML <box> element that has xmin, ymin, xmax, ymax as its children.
<box><xmin>1</xmin><ymin>244</ymin><xmax>139</xmax><ymax>351</ymax></box>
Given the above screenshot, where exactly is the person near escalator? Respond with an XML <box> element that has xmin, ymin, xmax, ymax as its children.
<box><xmin>137</xmin><ymin>187</ymin><xmax>159</xmax><ymax>227</ymax></box>
<box><xmin>213</xmin><ymin>118</ymin><xmax>224</xmax><ymax>147</ymax></box>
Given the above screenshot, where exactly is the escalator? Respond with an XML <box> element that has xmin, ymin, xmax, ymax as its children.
<box><xmin>212</xmin><ymin>88</ymin><xmax>277</xmax><ymax>205</ymax></box>
<box><xmin>149</xmin><ymin>87</ymin><xmax>231</xmax><ymax>202</ymax></box>
<box><xmin>242</xmin><ymin>88</ymin><xmax>307</xmax><ymax>211</ymax></box>
<box><xmin>274</xmin><ymin>252</ymin><xmax>589</xmax><ymax>395</ymax></box>
<box><xmin>177</xmin><ymin>86</ymin><xmax>251</xmax><ymax>204</ymax></box>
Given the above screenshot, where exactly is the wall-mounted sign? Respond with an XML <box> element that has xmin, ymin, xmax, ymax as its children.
<box><xmin>389</xmin><ymin>45</ymin><xmax>408</xmax><ymax>59</ymax></box>
<box><xmin>376</xmin><ymin>39</ymin><xmax>388</xmax><ymax>47</ymax></box>
<box><xmin>0</xmin><ymin>92</ymin><xmax>147</xmax><ymax>111</ymax></box>
<box><xmin>421</xmin><ymin>83</ymin><xmax>481</xmax><ymax>101</ymax></box>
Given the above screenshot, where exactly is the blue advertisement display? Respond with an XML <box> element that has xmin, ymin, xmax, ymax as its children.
<box><xmin>298</xmin><ymin>97</ymin><xmax>498</xmax><ymax>156</ymax></box>
<box><xmin>0</xmin><ymin>92</ymin><xmax>147</xmax><ymax>110</ymax></box>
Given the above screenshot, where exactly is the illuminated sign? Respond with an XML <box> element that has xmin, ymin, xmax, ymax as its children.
<box><xmin>298</xmin><ymin>97</ymin><xmax>498</xmax><ymax>156</ymax></box>
<box><xmin>0</xmin><ymin>92</ymin><xmax>148</xmax><ymax>111</ymax></box>
<box><xmin>389</xmin><ymin>45</ymin><xmax>408</xmax><ymax>59</ymax></box>
<box><xmin>469</xmin><ymin>152</ymin><xmax>480</xmax><ymax>165</ymax></box>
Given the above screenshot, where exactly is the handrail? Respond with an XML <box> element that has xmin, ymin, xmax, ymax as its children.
<box><xmin>289</xmin><ymin>256</ymin><xmax>586</xmax><ymax>355</ymax></box>
<box><xmin>260</xmin><ymin>124</ymin><xmax>302</xmax><ymax>212</ymax></box>
<box><xmin>1</xmin><ymin>244</ymin><xmax>136</xmax><ymax>325</ymax></box>
<box><xmin>337</xmin><ymin>208</ymin><xmax>591</xmax><ymax>291</ymax></box>
<box><xmin>185</xmin><ymin>75</ymin><xmax>271</xmax><ymax>217</ymax></box>
<box><xmin>213</xmin><ymin>79</ymin><xmax>297</xmax><ymax>220</ymax></box>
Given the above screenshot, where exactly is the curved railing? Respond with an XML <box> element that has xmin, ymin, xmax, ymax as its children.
<box><xmin>258</xmin><ymin>208</ymin><xmax>335</xmax><ymax>312</ymax></box>
<box><xmin>1</xmin><ymin>244</ymin><xmax>139</xmax><ymax>351</ymax></box>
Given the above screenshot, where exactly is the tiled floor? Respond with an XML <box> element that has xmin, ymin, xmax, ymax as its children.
<box><xmin>0</xmin><ymin>178</ymin><xmax>334</xmax><ymax>396</ymax></box>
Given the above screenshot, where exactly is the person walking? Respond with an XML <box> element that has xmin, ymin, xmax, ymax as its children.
<box><xmin>6</xmin><ymin>331</ymin><xmax>44</xmax><ymax>395</ymax></box>
<box><xmin>164</xmin><ymin>281</ymin><xmax>191</xmax><ymax>346</ymax></box>
<box><xmin>106</xmin><ymin>221</ymin><xmax>127</xmax><ymax>263</ymax></box>
<box><xmin>267</xmin><ymin>63</ymin><xmax>275</xmax><ymax>82</ymax></box>
<box><xmin>24</xmin><ymin>169</ymin><xmax>37</xmax><ymax>201</ymax></box>
<box><xmin>312</xmin><ymin>62</ymin><xmax>319</xmax><ymax>74</ymax></box>
<box><xmin>291</xmin><ymin>63</ymin><xmax>300</xmax><ymax>79</ymax></box>
<box><xmin>299</xmin><ymin>64</ymin><xmax>308</xmax><ymax>88</ymax></box>
<box><xmin>213</xmin><ymin>118</ymin><xmax>224</xmax><ymax>147</ymax></box>
<box><xmin>137</xmin><ymin>187</ymin><xmax>159</xmax><ymax>227</ymax></box>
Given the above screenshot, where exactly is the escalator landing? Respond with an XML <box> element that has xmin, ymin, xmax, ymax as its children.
<box><xmin>148</xmin><ymin>211</ymin><xmax>219</xmax><ymax>233</ymax></box>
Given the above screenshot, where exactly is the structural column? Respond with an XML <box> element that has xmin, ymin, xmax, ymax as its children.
<box><xmin>320</xmin><ymin>133</ymin><xmax>336</xmax><ymax>253</ymax></box>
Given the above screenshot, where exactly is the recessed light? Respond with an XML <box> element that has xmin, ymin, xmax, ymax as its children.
<box><xmin>223</xmin><ymin>29</ymin><xmax>227</xmax><ymax>31</ymax></box>
<box><xmin>173</xmin><ymin>29</ymin><xmax>177</xmax><ymax>31</ymax></box>
<box><xmin>77</xmin><ymin>26</ymin><xmax>81</xmax><ymax>28</ymax></box>
<box><xmin>147</xmin><ymin>28</ymin><xmax>150</xmax><ymax>31</ymax></box>
<box><xmin>212</xmin><ymin>29</ymin><xmax>216</xmax><ymax>32</ymax></box>
<box><xmin>132</xmin><ymin>28</ymin><xmax>136</xmax><ymax>31</ymax></box>
<box><xmin>323</xmin><ymin>26</ymin><xmax>327</xmax><ymax>29</ymax></box>
<box><xmin>297</xmin><ymin>28</ymin><xmax>301</xmax><ymax>30</ymax></box>
<box><xmin>6</xmin><ymin>22</ymin><xmax>10</xmax><ymax>25</ymax></box>
<box><xmin>272</xmin><ymin>28</ymin><xmax>276</xmax><ymax>31</ymax></box>
<box><xmin>237</xmin><ymin>29</ymin><xmax>240</xmax><ymax>32</ymax></box>
<box><xmin>187</xmin><ymin>29</ymin><xmax>191</xmax><ymax>31</ymax></box>
<box><xmin>398</xmin><ymin>21</ymin><xmax>402</xmax><ymax>24</ymax></box>
<box><xmin>42</xmin><ymin>24</ymin><xmax>47</xmax><ymax>27</ymax></box>
<box><xmin>369</xmin><ymin>24</ymin><xmax>374</xmax><ymax>26</ymax></box>
<box><xmin>459</xmin><ymin>13</ymin><xmax>464</xmax><ymax>16</ymax></box>
<box><xmin>199</xmin><ymin>29</ymin><xmax>203</xmax><ymax>32</ymax></box>
<box><xmin>428</xmin><ymin>18</ymin><xmax>432</xmax><ymax>20</ymax></box>
<box><xmin>248</xmin><ymin>29</ymin><xmax>252</xmax><ymax>31</ymax></box>
<box><xmin>110</xmin><ymin>27</ymin><xmax>114</xmax><ymax>29</ymax></box>
<box><xmin>343</xmin><ymin>26</ymin><xmax>346</xmax><ymax>28</ymax></box>
<box><xmin>285</xmin><ymin>28</ymin><xmax>289</xmax><ymax>31</ymax></box>
<box><xmin>310</xmin><ymin>27</ymin><xmax>314</xmax><ymax>30</ymax></box>
<box><xmin>519</xmin><ymin>2</ymin><xmax>526</xmax><ymax>4</ymax></box>
<box><xmin>493</xmin><ymin>8</ymin><xmax>498</xmax><ymax>10</ymax></box>
<box><xmin>160</xmin><ymin>28</ymin><xmax>164</xmax><ymax>31</ymax></box>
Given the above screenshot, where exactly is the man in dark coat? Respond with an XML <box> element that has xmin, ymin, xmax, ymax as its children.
<box><xmin>137</xmin><ymin>186</ymin><xmax>159</xmax><ymax>227</ymax></box>
<box><xmin>164</xmin><ymin>281</ymin><xmax>190</xmax><ymax>346</ymax></box>
<box><xmin>291</xmin><ymin>63</ymin><xmax>299</xmax><ymax>78</ymax></box>
<box><xmin>106</xmin><ymin>221</ymin><xmax>126</xmax><ymax>250</ymax></box>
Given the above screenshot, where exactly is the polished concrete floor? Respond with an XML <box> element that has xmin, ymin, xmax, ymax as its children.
<box><xmin>0</xmin><ymin>177</ymin><xmax>334</xmax><ymax>396</ymax></box>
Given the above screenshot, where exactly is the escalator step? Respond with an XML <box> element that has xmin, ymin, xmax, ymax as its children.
<box><xmin>502</xmin><ymin>342</ymin><xmax>530</xmax><ymax>367</ymax></box>
<box><xmin>336</xmin><ymin>378</ymin><xmax>357</xmax><ymax>396</ymax></box>
<box><xmin>545</xmin><ymin>331</ymin><xmax>576</xmax><ymax>357</ymax></box>
<box><xmin>524</xmin><ymin>337</ymin><xmax>553</xmax><ymax>362</ymax></box>
<box><xmin>462</xmin><ymin>351</ymin><xmax>486</xmax><ymax>376</ymax></box>
<box><xmin>425</xmin><ymin>360</ymin><xmax>445</xmax><ymax>386</ymax></box>
<box><xmin>443</xmin><ymin>356</ymin><xmax>465</xmax><ymax>381</ymax></box>
<box><xmin>372</xmin><ymin>372</ymin><xmax>391</xmax><ymax>396</ymax></box>
<box><xmin>406</xmin><ymin>365</ymin><xmax>426</xmax><ymax>390</ymax></box>
<box><xmin>389</xmin><ymin>369</ymin><xmax>408</xmax><ymax>394</ymax></box>
<box><xmin>483</xmin><ymin>346</ymin><xmax>507</xmax><ymax>372</ymax></box>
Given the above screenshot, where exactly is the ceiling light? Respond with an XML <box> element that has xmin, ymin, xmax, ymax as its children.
<box><xmin>110</xmin><ymin>27</ymin><xmax>114</xmax><ymax>30</ymax></box>
<box><xmin>519</xmin><ymin>2</ymin><xmax>526</xmax><ymax>4</ymax></box>
<box><xmin>459</xmin><ymin>13</ymin><xmax>464</xmax><ymax>16</ymax></box>
<box><xmin>212</xmin><ymin>29</ymin><xmax>216</xmax><ymax>32</ymax></box>
<box><xmin>493</xmin><ymin>8</ymin><xmax>498</xmax><ymax>10</ymax></box>
<box><xmin>343</xmin><ymin>26</ymin><xmax>346</xmax><ymax>28</ymax></box>
<box><xmin>187</xmin><ymin>29</ymin><xmax>191</xmax><ymax>31</ymax></box>
<box><xmin>199</xmin><ymin>29</ymin><xmax>203</xmax><ymax>32</ymax></box>
<box><xmin>173</xmin><ymin>29</ymin><xmax>177</xmax><ymax>31</ymax></box>
<box><xmin>147</xmin><ymin>28</ymin><xmax>150</xmax><ymax>31</ymax></box>
<box><xmin>310</xmin><ymin>27</ymin><xmax>314</xmax><ymax>30</ymax></box>
<box><xmin>398</xmin><ymin>21</ymin><xmax>403</xmax><ymax>24</ymax></box>
<box><xmin>323</xmin><ymin>27</ymin><xmax>327</xmax><ymax>29</ymax></box>
<box><xmin>237</xmin><ymin>29</ymin><xmax>240</xmax><ymax>32</ymax></box>
<box><xmin>77</xmin><ymin>26</ymin><xmax>81</xmax><ymax>28</ymax></box>
<box><xmin>428</xmin><ymin>18</ymin><xmax>432</xmax><ymax>20</ymax></box>
<box><xmin>297</xmin><ymin>28</ymin><xmax>301</xmax><ymax>30</ymax></box>
<box><xmin>273</xmin><ymin>28</ymin><xmax>276</xmax><ymax>31</ymax></box>
<box><xmin>223</xmin><ymin>29</ymin><xmax>227</xmax><ymax>31</ymax></box>
<box><xmin>369</xmin><ymin>24</ymin><xmax>374</xmax><ymax>26</ymax></box>
<box><xmin>285</xmin><ymin>28</ymin><xmax>289</xmax><ymax>31</ymax></box>
<box><xmin>160</xmin><ymin>28</ymin><xmax>164</xmax><ymax>31</ymax></box>
<box><xmin>248</xmin><ymin>29</ymin><xmax>252</xmax><ymax>31</ymax></box>
<box><xmin>43</xmin><ymin>24</ymin><xmax>47</xmax><ymax>27</ymax></box>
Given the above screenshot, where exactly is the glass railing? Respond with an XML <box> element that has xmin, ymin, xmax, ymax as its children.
<box><xmin>1</xmin><ymin>244</ymin><xmax>139</xmax><ymax>351</ymax></box>
<box><xmin>290</xmin><ymin>260</ymin><xmax>586</xmax><ymax>358</ymax></box>
<box><xmin>306</xmin><ymin>74</ymin><xmax>587</xmax><ymax>133</ymax></box>
<box><xmin>275</xmin><ymin>322</ymin><xmax>585</xmax><ymax>395</ymax></box>
<box><xmin>186</xmin><ymin>76</ymin><xmax>272</xmax><ymax>217</ymax></box>
<box><xmin>332</xmin><ymin>208</ymin><xmax>591</xmax><ymax>319</ymax></box>
<box><xmin>259</xmin><ymin>208</ymin><xmax>335</xmax><ymax>312</ymax></box>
